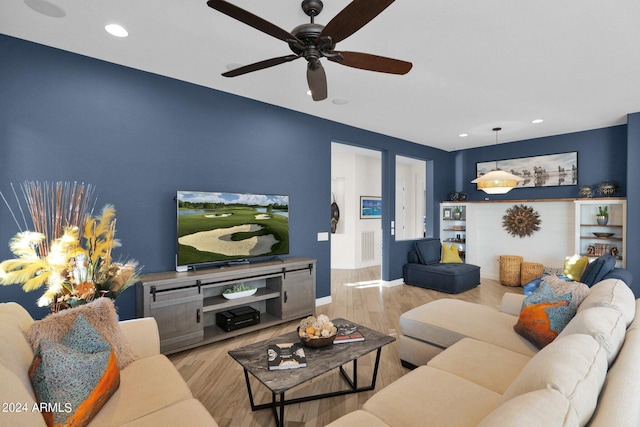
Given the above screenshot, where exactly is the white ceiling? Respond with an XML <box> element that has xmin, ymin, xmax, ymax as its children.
<box><xmin>3</xmin><ymin>0</ymin><xmax>640</xmax><ymax>151</ymax></box>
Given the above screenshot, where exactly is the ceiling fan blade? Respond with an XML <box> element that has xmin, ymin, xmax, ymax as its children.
<box><xmin>319</xmin><ymin>0</ymin><xmax>395</xmax><ymax>44</ymax></box>
<box><xmin>207</xmin><ymin>0</ymin><xmax>301</xmax><ymax>45</ymax></box>
<box><xmin>307</xmin><ymin>62</ymin><xmax>327</xmax><ymax>101</ymax></box>
<box><xmin>222</xmin><ymin>55</ymin><xmax>300</xmax><ymax>77</ymax></box>
<box><xmin>329</xmin><ymin>51</ymin><xmax>412</xmax><ymax>75</ymax></box>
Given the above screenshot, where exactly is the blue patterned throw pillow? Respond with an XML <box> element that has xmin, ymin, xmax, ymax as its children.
<box><xmin>29</xmin><ymin>315</ymin><xmax>120</xmax><ymax>427</ymax></box>
<box><xmin>514</xmin><ymin>281</ymin><xmax>589</xmax><ymax>349</ymax></box>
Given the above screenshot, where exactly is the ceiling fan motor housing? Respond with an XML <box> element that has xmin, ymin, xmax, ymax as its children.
<box><xmin>288</xmin><ymin>23</ymin><xmax>335</xmax><ymax>65</ymax></box>
<box><xmin>301</xmin><ymin>0</ymin><xmax>323</xmax><ymax>18</ymax></box>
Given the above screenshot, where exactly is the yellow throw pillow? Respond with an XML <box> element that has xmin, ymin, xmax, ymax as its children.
<box><xmin>441</xmin><ymin>243</ymin><xmax>463</xmax><ymax>263</ymax></box>
<box><xmin>563</xmin><ymin>254</ymin><xmax>589</xmax><ymax>281</ymax></box>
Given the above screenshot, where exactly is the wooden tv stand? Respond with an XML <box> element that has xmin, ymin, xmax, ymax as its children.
<box><xmin>136</xmin><ymin>257</ymin><xmax>316</xmax><ymax>354</ymax></box>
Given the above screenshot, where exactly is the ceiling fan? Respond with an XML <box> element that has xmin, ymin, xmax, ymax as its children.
<box><xmin>206</xmin><ymin>0</ymin><xmax>413</xmax><ymax>101</ymax></box>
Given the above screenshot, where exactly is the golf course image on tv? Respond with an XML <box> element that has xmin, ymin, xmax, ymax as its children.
<box><xmin>177</xmin><ymin>191</ymin><xmax>289</xmax><ymax>267</ymax></box>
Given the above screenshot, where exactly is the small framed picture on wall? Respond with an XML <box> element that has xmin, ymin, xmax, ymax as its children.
<box><xmin>360</xmin><ymin>196</ymin><xmax>382</xmax><ymax>219</ymax></box>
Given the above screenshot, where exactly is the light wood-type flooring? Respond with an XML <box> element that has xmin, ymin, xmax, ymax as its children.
<box><xmin>168</xmin><ymin>267</ymin><xmax>521</xmax><ymax>426</ymax></box>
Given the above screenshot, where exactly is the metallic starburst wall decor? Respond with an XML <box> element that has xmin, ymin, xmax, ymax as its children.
<box><xmin>502</xmin><ymin>204</ymin><xmax>541</xmax><ymax>238</ymax></box>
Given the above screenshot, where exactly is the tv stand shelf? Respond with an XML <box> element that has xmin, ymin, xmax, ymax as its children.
<box><xmin>136</xmin><ymin>257</ymin><xmax>316</xmax><ymax>354</ymax></box>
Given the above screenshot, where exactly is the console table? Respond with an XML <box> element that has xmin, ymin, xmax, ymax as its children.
<box><xmin>136</xmin><ymin>257</ymin><xmax>316</xmax><ymax>354</ymax></box>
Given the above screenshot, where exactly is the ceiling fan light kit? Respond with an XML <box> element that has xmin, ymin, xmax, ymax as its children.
<box><xmin>206</xmin><ymin>0</ymin><xmax>412</xmax><ymax>101</ymax></box>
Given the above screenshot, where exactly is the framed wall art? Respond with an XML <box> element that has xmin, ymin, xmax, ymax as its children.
<box><xmin>360</xmin><ymin>196</ymin><xmax>382</xmax><ymax>219</ymax></box>
<box><xmin>476</xmin><ymin>152</ymin><xmax>578</xmax><ymax>188</ymax></box>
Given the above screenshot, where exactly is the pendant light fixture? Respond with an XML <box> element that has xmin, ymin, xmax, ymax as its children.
<box><xmin>471</xmin><ymin>127</ymin><xmax>523</xmax><ymax>194</ymax></box>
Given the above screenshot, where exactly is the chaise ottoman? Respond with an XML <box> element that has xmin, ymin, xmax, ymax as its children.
<box><xmin>403</xmin><ymin>238</ymin><xmax>480</xmax><ymax>293</ymax></box>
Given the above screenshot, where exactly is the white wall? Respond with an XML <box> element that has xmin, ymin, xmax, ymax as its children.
<box><xmin>331</xmin><ymin>144</ymin><xmax>382</xmax><ymax>269</ymax></box>
<box><xmin>465</xmin><ymin>201</ymin><xmax>575</xmax><ymax>280</ymax></box>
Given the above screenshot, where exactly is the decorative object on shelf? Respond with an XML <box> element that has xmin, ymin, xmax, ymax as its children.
<box><xmin>330</xmin><ymin>193</ymin><xmax>340</xmax><ymax>234</ymax></box>
<box><xmin>502</xmin><ymin>204</ymin><xmax>541</xmax><ymax>238</ymax></box>
<box><xmin>610</xmin><ymin>246</ymin><xmax>619</xmax><ymax>258</ymax></box>
<box><xmin>596</xmin><ymin>206</ymin><xmax>608</xmax><ymax>225</ymax></box>
<box><xmin>593</xmin><ymin>232</ymin><xmax>614</xmax><ymax>238</ymax></box>
<box><xmin>0</xmin><ymin>181</ymin><xmax>140</xmax><ymax>312</ymax></box>
<box><xmin>443</xmin><ymin>207</ymin><xmax>452</xmax><ymax>219</ymax></box>
<box><xmin>222</xmin><ymin>284</ymin><xmax>257</xmax><ymax>299</ymax></box>
<box><xmin>453</xmin><ymin>206</ymin><xmax>462</xmax><ymax>220</ymax></box>
<box><xmin>472</xmin><ymin>128</ymin><xmax>525</xmax><ymax>194</ymax></box>
<box><xmin>578</xmin><ymin>185</ymin><xmax>594</xmax><ymax>198</ymax></box>
<box><xmin>476</xmin><ymin>148</ymin><xmax>578</xmax><ymax>190</ymax></box>
<box><xmin>298</xmin><ymin>314</ymin><xmax>337</xmax><ymax>347</ymax></box>
<box><xmin>597</xmin><ymin>181</ymin><xmax>619</xmax><ymax>197</ymax></box>
<box><xmin>448</xmin><ymin>192</ymin><xmax>468</xmax><ymax>201</ymax></box>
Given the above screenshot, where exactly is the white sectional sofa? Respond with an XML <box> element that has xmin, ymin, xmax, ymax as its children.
<box><xmin>0</xmin><ymin>302</ymin><xmax>218</xmax><ymax>427</ymax></box>
<box><xmin>328</xmin><ymin>278</ymin><xmax>640</xmax><ymax>426</ymax></box>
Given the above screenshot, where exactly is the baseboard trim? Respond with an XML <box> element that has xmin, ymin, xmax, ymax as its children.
<box><xmin>315</xmin><ymin>296</ymin><xmax>332</xmax><ymax>307</ymax></box>
<box><xmin>381</xmin><ymin>278</ymin><xmax>404</xmax><ymax>287</ymax></box>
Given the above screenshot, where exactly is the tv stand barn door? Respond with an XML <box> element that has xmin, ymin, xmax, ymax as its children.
<box><xmin>137</xmin><ymin>257</ymin><xmax>316</xmax><ymax>354</ymax></box>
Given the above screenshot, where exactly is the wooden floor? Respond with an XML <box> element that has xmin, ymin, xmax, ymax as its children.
<box><xmin>168</xmin><ymin>267</ymin><xmax>521</xmax><ymax>427</ymax></box>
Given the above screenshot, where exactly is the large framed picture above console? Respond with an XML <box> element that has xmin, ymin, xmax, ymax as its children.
<box><xmin>476</xmin><ymin>152</ymin><xmax>578</xmax><ymax>188</ymax></box>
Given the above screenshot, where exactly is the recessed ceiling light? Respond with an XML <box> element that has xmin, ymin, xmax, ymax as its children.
<box><xmin>459</xmin><ymin>133</ymin><xmax>468</xmax><ymax>137</ymax></box>
<box><xmin>332</xmin><ymin>98</ymin><xmax>349</xmax><ymax>105</ymax></box>
<box><xmin>105</xmin><ymin>24</ymin><xmax>128</xmax><ymax>38</ymax></box>
<box><xmin>24</xmin><ymin>0</ymin><xmax>66</xmax><ymax>18</ymax></box>
<box><xmin>306</xmin><ymin>90</ymin><xmax>313</xmax><ymax>96</ymax></box>
<box><xmin>532</xmin><ymin>119</ymin><xmax>544</xmax><ymax>124</ymax></box>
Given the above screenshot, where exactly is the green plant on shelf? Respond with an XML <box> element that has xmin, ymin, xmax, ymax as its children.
<box><xmin>223</xmin><ymin>283</ymin><xmax>256</xmax><ymax>294</ymax></box>
<box><xmin>598</xmin><ymin>206</ymin><xmax>608</xmax><ymax>217</ymax></box>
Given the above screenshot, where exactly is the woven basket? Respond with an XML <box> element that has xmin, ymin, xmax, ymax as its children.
<box><xmin>520</xmin><ymin>262</ymin><xmax>545</xmax><ymax>286</ymax></box>
<box><xmin>498</xmin><ymin>255</ymin><xmax>523</xmax><ymax>287</ymax></box>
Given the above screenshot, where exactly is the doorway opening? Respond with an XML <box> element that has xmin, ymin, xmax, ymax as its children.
<box><xmin>330</xmin><ymin>142</ymin><xmax>382</xmax><ymax>293</ymax></box>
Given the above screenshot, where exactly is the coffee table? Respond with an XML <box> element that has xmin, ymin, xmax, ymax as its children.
<box><xmin>228</xmin><ymin>318</ymin><xmax>395</xmax><ymax>427</ymax></box>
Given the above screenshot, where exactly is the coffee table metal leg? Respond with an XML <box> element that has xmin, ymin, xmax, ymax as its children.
<box><xmin>243</xmin><ymin>348</ymin><xmax>384</xmax><ymax>426</ymax></box>
<box><xmin>243</xmin><ymin>368</ymin><xmax>257</xmax><ymax>411</ymax></box>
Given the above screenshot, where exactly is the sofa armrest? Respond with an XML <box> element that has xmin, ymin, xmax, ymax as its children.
<box><xmin>118</xmin><ymin>317</ymin><xmax>161</xmax><ymax>359</ymax></box>
<box><xmin>500</xmin><ymin>293</ymin><xmax>526</xmax><ymax>316</ymax></box>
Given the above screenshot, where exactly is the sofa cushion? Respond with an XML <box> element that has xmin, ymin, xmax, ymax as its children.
<box><xmin>513</xmin><ymin>281</ymin><xmax>589</xmax><ymax>349</ymax></box>
<box><xmin>477</xmin><ymin>388</ymin><xmax>579</xmax><ymax>427</ymax></box>
<box><xmin>407</xmin><ymin>249</ymin><xmax>420</xmax><ymax>264</ymax></box>
<box><xmin>558</xmin><ymin>306</ymin><xmax>626</xmax><ymax>365</ymax></box>
<box><xmin>363</xmin><ymin>366</ymin><xmax>501</xmax><ymax>427</ymax></box>
<box><xmin>26</xmin><ymin>298</ymin><xmax>136</xmax><ymax>369</ymax></box>
<box><xmin>324</xmin><ymin>410</ymin><xmax>390</xmax><ymax>427</ymax></box>
<box><xmin>0</xmin><ymin>365</ymin><xmax>45</xmax><ymax>427</ymax></box>
<box><xmin>29</xmin><ymin>338</ymin><xmax>120</xmax><ymax>427</ymax></box>
<box><xmin>414</xmin><ymin>238</ymin><xmax>441</xmax><ymax>265</ymax></box>
<box><xmin>441</xmin><ymin>243</ymin><xmax>462</xmax><ymax>263</ymax></box>
<box><xmin>563</xmin><ymin>254</ymin><xmax>588</xmax><ymax>281</ymax></box>
<box><xmin>588</xmin><ymin>328</ymin><xmax>640</xmax><ymax>427</ymax></box>
<box><xmin>500</xmin><ymin>334</ymin><xmax>607</xmax><ymax>425</ymax></box>
<box><xmin>580</xmin><ymin>254</ymin><xmax>616</xmax><ymax>286</ymax></box>
<box><xmin>89</xmin><ymin>354</ymin><xmax>193</xmax><ymax>427</ymax></box>
<box><xmin>118</xmin><ymin>399</ymin><xmax>219</xmax><ymax>427</ymax></box>
<box><xmin>400</xmin><ymin>299</ymin><xmax>538</xmax><ymax>357</ymax></box>
<box><xmin>577</xmin><ymin>278</ymin><xmax>636</xmax><ymax>326</ymax></box>
<box><xmin>427</xmin><ymin>338</ymin><xmax>531</xmax><ymax>394</ymax></box>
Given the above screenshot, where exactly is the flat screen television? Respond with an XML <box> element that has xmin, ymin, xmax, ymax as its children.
<box><xmin>176</xmin><ymin>191</ymin><xmax>289</xmax><ymax>268</ymax></box>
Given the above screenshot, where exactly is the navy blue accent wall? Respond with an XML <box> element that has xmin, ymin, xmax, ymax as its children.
<box><xmin>0</xmin><ymin>35</ymin><xmax>452</xmax><ymax>319</ymax></box>
<box><xmin>457</xmin><ymin>126</ymin><xmax>627</xmax><ymax>201</ymax></box>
